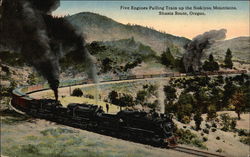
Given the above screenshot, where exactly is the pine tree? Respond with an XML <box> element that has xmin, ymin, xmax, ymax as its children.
<box><xmin>202</xmin><ymin>54</ymin><xmax>219</xmax><ymax>71</ymax></box>
<box><xmin>108</xmin><ymin>91</ymin><xmax>119</xmax><ymax>105</ymax></box>
<box><xmin>224</xmin><ymin>49</ymin><xmax>233</xmax><ymax>69</ymax></box>
<box><xmin>160</xmin><ymin>48</ymin><xmax>175</xmax><ymax>67</ymax></box>
<box><xmin>194</xmin><ymin>111</ymin><xmax>203</xmax><ymax>130</ymax></box>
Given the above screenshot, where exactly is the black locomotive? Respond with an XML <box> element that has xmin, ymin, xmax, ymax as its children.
<box><xmin>12</xmin><ymin>98</ymin><xmax>177</xmax><ymax>147</ymax></box>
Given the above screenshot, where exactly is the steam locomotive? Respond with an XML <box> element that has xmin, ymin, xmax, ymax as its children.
<box><xmin>11</xmin><ymin>97</ymin><xmax>177</xmax><ymax>147</ymax></box>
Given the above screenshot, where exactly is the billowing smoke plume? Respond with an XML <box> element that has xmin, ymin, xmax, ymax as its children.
<box><xmin>183</xmin><ymin>29</ymin><xmax>227</xmax><ymax>72</ymax></box>
<box><xmin>0</xmin><ymin>0</ymin><xmax>96</xmax><ymax>100</ymax></box>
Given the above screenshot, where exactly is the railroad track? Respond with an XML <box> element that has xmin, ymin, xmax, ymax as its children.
<box><xmin>172</xmin><ymin>146</ymin><xmax>225</xmax><ymax>157</ymax></box>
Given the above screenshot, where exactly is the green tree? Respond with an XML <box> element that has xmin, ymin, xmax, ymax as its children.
<box><xmin>175</xmin><ymin>92</ymin><xmax>194</xmax><ymax>122</ymax></box>
<box><xmin>224</xmin><ymin>48</ymin><xmax>233</xmax><ymax>69</ymax></box>
<box><xmin>147</xmin><ymin>84</ymin><xmax>158</xmax><ymax>97</ymax></box>
<box><xmin>87</xmin><ymin>41</ymin><xmax>106</xmax><ymax>55</ymax></box>
<box><xmin>215</xmin><ymin>75</ymin><xmax>224</xmax><ymax>85</ymax></box>
<box><xmin>124</xmin><ymin>57</ymin><xmax>142</xmax><ymax>71</ymax></box>
<box><xmin>220</xmin><ymin>113</ymin><xmax>232</xmax><ymax>131</ymax></box>
<box><xmin>222</xmin><ymin>79</ymin><xmax>236</xmax><ymax>109</ymax></box>
<box><xmin>108</xmin><ymin>90</ymin><xmax>119</xmax><ymax>105</ymax></box>
<box><xmin>71</xmin><ymin>88</ymin><xmax>83</xmax><ymax>97</ymax></box>
<box><xmin>194</xmin><ymin>111</ymin><xmax>203</xmax><ymax>130</ymax></box>
<box><xmin>163</xmin><ymin>85</ymin><xmax>177</xmax><ymax>102</ymax></box>
<box><xmin>119</xmin><ymin>93</ymin><xmax>134</xmax><ymax>110</ymax></box>
<box><xmin>202</xmin><ymin>54</ymin><xmax>219</xmax><ymax>71</ymax></box>
<box><xmin>27</xmin><ymin>73</ymin><xmax>38</xmax><ymax>85</ymax></box>
<box><xmin>194</xmin><ymin>87</ymin><xmax>210</xmax><ymax>113</ymax></box>
<box><xmin>145</xmin><ymin>100</ymin><xmax>159</xmax><ymax>109</ymax></box>
<box><xmin>160</xmin><ymin>48</ymin><xmax>175</xmax><ymax>68</ymax></box>
<box><xmin>136</xmin><ymin>90</ymin><xmax>147</xmax><ymax>105</ymax></box>
<box><xmin>229</xmin><ymin>89</ymin><xmax>247</xmax><ymax>120</ymax></box>
<box><xmin>163</xmin><ymin>85</ymin><xmax>177</xmax><ymax>113</ymax></box>
<box><xmin>207</xmin><ymin>104</ymin><xmax>217</xmax><ymax>121</ymax></box>
<box><xmin>102</xmin><ymin>58</ymin><xmax>113</xmax><ymax>73</ymax></box>
<box><xmin>175</xmin><ymin>57</ymin><xmax>186</xmax><ymax>73</ymax></box>
<box><xmin>210</xmin><ymin>87</ymin><xmax>223</xmax><ymax>110</ymax></box>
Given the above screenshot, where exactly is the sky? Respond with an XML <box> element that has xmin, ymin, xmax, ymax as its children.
<box><xmin>53</xmin><ymin>1</ymin><xmax>249</xmax><ymax>39</ymax></box>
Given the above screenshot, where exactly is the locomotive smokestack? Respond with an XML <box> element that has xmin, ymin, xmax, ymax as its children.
<box><xmin>51</xmin><ymin>79</ymin><xmax>59</xmax><ymax>101</ymax></box>
<box><xmin>183</xmin><ymin>29</ymin><xmax>227</xmax><ymax>72</ymax></box>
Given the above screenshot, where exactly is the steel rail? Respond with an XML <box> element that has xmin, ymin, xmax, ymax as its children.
<box><xmin>172</xmin><ymin>146</ymin><xmax>225</xmax><ymax>157</ymax></box>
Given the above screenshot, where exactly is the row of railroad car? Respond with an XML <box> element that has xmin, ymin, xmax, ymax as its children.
<box><xmin>14</xmin><ymin>69</ymin><xmax>247</xmax><ymax>96</ymax></box>
<box><xmin>111</xmin><ymin>70</ymin><xmax>247</xmax><ymax>81</ymax></box>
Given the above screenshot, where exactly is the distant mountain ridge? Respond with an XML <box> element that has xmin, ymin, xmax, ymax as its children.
<box><xmin>65</xmin><ymin>12</ymin><xmax>249</xmax><ymax>63</ymax></box>
<box><xmin>205</xmin><ymin>37</ymin><xmax>250</xmax><ymax>63</ymax></box>
<box><xmin>66</xmin><ymin>12</ymin><xmax>190</xmax><ymax>54</ymax></box>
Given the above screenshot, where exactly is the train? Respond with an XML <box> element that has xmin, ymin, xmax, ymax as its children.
<box><xmin>11</xmin><ymin>69</ymin><xmax>247</xmax><ymax>147</ymax></box>
<box><xmin>11</xmin><ymin>97</ymin><xmax>177</xmax><ymax>147</ymax></box>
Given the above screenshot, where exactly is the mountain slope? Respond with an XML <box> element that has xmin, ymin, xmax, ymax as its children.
<box><xmin>205</xmin><ymin>37</ymin><xmax>250</xmax><ymax>63</ymax></box>
<box><xmin>66</xmin><ymin>12</ymin><xmax>190</xmax><ymax>54</ymax></box>
<box><xmin>102</xmin><ymin>37</ymin><xmax>156</xmax><ymax>56</ymax></box>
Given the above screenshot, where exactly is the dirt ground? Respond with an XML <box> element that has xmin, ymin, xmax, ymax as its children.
<box><xmin>175</xmin><ymin>111</ymin><xmax>250</xmax><ymax>157</ymax></box>
<box><xmin>29</xmin><ymin>77</ymin><xmax>170</xmax><ymax>113</ymax></box>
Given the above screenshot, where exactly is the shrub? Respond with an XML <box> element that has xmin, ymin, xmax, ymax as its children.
<box><xmin>216</xmin><ymin>136</ymin><xmax>220</xmax><ymax>140</ymax></box>
<box><xmin>230</xmin><ymin>119</ymin><xmax>237</xmax><ymax>130</ymax></box>
<box><xmin>136</xmin><ymin>90</ymin><xmax>147</xmax><ymax>105</ymax></box>
<box><xmin>202</xmin><ymin>137</ymin><xmax>208</xmax><ymax>142</ymax></box>
<box><xmin>220</xmin><ymin>113</ymin><xmax>237</xmax><ymax>132</ymax></box>
<box><xmin>40</xmin><ymin>128</ymin><xmax>75</xmax><ymax>136</ymax></box>
<box><xmin>221</xmin><ymin>127</ymin><xmax>229</xmax><ymax>132</ymax></box>
<box><xmin>205</xmin><ymin>123</ymin><xmax>211</xmax><ymax>129</ymax></box>
<box><xmin>21</xmin><ymin>144</ymin><xmax>39</xmax><ymax>154</ymax></box>
<box><xmin>27</xmin><ymin>74</ymin><xmax>38</xmax><ymax>85</ymax></box>
<box><xmin>71</xmin><ymin>88</ymin><xmax>83</xmax><ymax>97</ymax></box>
<box><xmin>182</xmin><ymin>116</ymin><xmax>191</xmax><ymax>124</ymax></box>
<box><xmin>194</xmin><ymin>112</ymin><xmax>203</xmax><ymax>130</ymax></box>
<box><xmin>237</xmin><ymin>129</ymin><xmax>248</xmax><ymax>136</ymax></box>
<box><xmin>239</xmin><ymin>136</ymin><xmax>250</xmax><ymax>145</ymax></box>
<box><xmin>175</xmin><ymin>128</ymin><xmax>206</xmax><ymax>149</ymax></box>
<box><xmin>85</xmin><ymin>94</ymin><xmax>94</xmax><ymax>99</ymax></box>
<box><xmin>212</xmin><ymin>123</ymin><xmax>217</xmax><ymax>128</ymax></box>
<box><xmin>191</xmin><ymin>126</ymin><xmax>196</xmax><ymax>130</ymax></box>
<box><xmin>203</xmin><ymin>129</ymin><xmax>209</xmax><ymax>134</ymax></box>
<box><xmin>216</xmin><ymin>148</ymin><xmax>223</xmax><ymax>153</ymax></box>
<box><xmin>211</xmin><ymin>128</ymin><xmax>217</xmax><ymax>132</ymax></box>
<box><xmin>192</xmin><ymin>139</ymin><xmax>206</xmax><ymax>148</ymax></box>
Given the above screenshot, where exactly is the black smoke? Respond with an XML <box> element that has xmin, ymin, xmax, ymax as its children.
<box><xmin>183</xmin><ymin>29</ymin><xmax>227</xmax><ymax>72</ymax></box>
<box><xmin>0</xmin><ymin>0</ymin><xmax>94</xmax><ymax>100</ymax></box>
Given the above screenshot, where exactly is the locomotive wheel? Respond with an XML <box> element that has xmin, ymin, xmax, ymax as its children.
<box><xmin>121</xmin><ymin>132</ymin><xmax>130</xmax><ymax>140</ymax></box>
<box><xmin>80</xmin><ymin>123</ymin><xmax>88</xmax><ymax>130</ymax></box>
<box><xmin>151</xmin><ymin>137</ymin><xmax>165</xmax><ymax>147</ymax></box>
<box><xmin>88</xmin><ymin>122</ymin><xmax>98</xmax><ymax>131</ymax></box>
